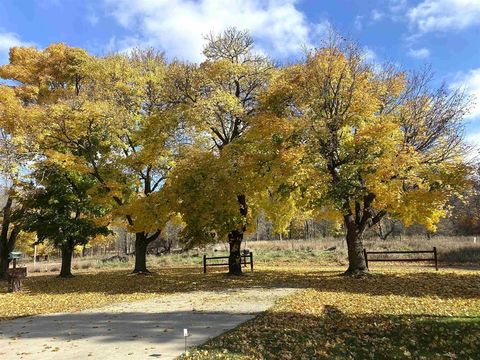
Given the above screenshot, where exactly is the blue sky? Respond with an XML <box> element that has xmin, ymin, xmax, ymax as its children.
<box><xmin>1</xmin><ymin>0</ymin><xmax>479</xmax><ymax>145</ymax></box>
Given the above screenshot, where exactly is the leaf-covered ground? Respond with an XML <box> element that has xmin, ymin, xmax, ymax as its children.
<box><xmin>180</xmin><ymin>268</ymin><xmax>479</xmax><ymax>360</ymax></box>
<box><xmin>1</xmin><ymin>266</ymin><xmax>479</xmax><ymax>359</ymax></box>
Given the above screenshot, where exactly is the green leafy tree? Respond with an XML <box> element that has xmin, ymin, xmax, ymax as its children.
<box><xmin>22</xmin><ymin>165</ymin><xmax>110</xmax><ymax>277</ymax></box>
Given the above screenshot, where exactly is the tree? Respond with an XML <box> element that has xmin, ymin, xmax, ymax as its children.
<box><xmin>22</xmin><ymin>165</ymin><xmax>110</xmax><ymax>277</ymax></box>
<box><xmin>61</xmin><ymin>49</ymin><xmax>180</xmax><ymax>273</ymax></box>
<box><xmin>0</xmin><ymin>84</ymin><xmax>38</xmax><ymax>279</ymax></box>
<box><xmin>373</xmin><ymin>216</ymin><xmax>400</xmax><ymax>240</ymax></box>
<box><xmin>266</xmin><ymin>35</ymin><xmax>471</xmax><ymax>275</ymax></box>
<box><xmin>0</xmin><ymin>186</ymin><xmax>22</xmax><ymax>279</ymax></box>
<box><xmin>171</xmin><ymin>28</ymin><xmax>274</xmax><ymax>274</ymax></box>
<box><xmin>1</xmin><ymin>45</ymin><xmax>179</xmax><ymax>274</ymax></box>
<box><xmin>0</xmin><ymin>44</ymin><xmax>89</xmax><ymax>278</ymax></box>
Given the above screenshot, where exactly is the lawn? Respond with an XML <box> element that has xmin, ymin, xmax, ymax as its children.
<box><xmin>1</xmin><ymin>264</ymin><xmax>479</xmax><ymax>359</ymax></box>
<box><xmin>181</xmin><ymin>268</ymin><xmax>480</xmax><ymax>359</ymax></box>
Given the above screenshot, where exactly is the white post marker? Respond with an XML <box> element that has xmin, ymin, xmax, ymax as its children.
<box><xmin>184</xmin><ymin>328</ymin><xmax>189</xmax><ymax>352</ymax></box>
<box><xmin>474</xmin><ymin>237</ymin><xmax>477</xmax><ymax>244</ymax></box>
<box><xmin>33</xmin><ymin>244</ymin><xmax>37</xmax><ymax>268</ymax></box>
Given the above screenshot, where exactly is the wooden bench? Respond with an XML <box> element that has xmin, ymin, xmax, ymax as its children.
<box><xmin>203</xmin><ymin>252</ymin><xmax>253</xmax><ymax>273</ymax></box>
<box><xmin>363</xmin><ymin>247</ymin><xmax>438</xmax><ymax>271</ymax></box>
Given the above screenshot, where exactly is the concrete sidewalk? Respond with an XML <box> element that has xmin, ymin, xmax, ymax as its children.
<box><xmin>0</xmin><ymin>288</ymin><xmax>295</xmax><ymax>360</ymax></box>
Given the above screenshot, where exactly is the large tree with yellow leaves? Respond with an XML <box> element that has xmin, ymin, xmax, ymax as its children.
<box><xmin>169</xmin><ymin>28</ymin><xmax>276</xmax><ymax>274</ymax></box>
<box><xmin>0</xmin><ymin>44</ymin><xmax>182</xmax><ymax>274</ymax></box>
<box><xmin>38</xmin><ymin>49</ymin><xmax>182</xmax><ymax>274</ymax></box>
<box><xmin>266</xmin><ymin>36</ymin><xmax>471</xmax><ymax>275</ymax></box>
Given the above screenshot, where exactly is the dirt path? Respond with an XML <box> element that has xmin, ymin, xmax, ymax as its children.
<box><xmin>0</xmin><ymin>287</ymin><xmax>296</xmax><ymax>360</ymax></box>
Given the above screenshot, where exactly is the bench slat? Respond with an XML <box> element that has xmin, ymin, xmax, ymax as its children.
<box><xmin>366</xmin><ymin>250</ymin><xmax>434</xmax><ymax>254</ymax></box>
<box><xmin>368</xmin><ymin>258</ymin><xmax>435</xmax><ymax>262</ymax></box>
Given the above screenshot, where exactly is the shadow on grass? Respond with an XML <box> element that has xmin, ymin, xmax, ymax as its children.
<box><xmin>2</xmin><ymin>266</ymin><xmax>478</xmax><ymax>300</ymax></box>
<box><xmin>183</xmin><ymin>306</ymin><xmax>480</xmax><ymax>359</ymax></box>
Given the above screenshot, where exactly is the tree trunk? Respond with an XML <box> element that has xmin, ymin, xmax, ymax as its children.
<box><xmin>0</xmin><ymin>196</ymin><xmax>15</xmax><ymax>280</ymax></box>
<box><xmin>344</xmin><ymin>215</ymin><xmax>368</xmax><ymax>276</ymax></box>
<box><xmin>0</xmin><ymin>252</ymin><xmax>9</xmax><ymax>280</ymax></box>
<box><xmin>227</xmin><ymin>194</ymin><xmax>247</xmax><ymax>275</ymax></box>
<box><xmin>59</xmin><ymin>244</ymin><xmax>74</xmax><ymax>278</ymax></box>
<box><xmin>228</xmin><ymin>230</ymin><xmax>243</xmax><ymax>275</ymax></box>
<box><xmin>133</xmin><ymin>232</ymin><xmax>149</xmax><ymax>274</ymax></box>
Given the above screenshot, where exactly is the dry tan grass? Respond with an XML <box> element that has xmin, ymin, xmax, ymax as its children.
<box><xmin>246</xmin><ymin>236</ymin><xmax>480</xmax><ymax>263</ymax></box>
<box><xmin>17</xmin><ymin>235</ymin><xmax>480</xmax><ymax>276</ymax></box>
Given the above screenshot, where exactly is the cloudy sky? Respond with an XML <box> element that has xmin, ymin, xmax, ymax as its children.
<box><xmin>1</xmin><ymin>0</ymin><xmax>479</xmax><ymax>145</ymax></box>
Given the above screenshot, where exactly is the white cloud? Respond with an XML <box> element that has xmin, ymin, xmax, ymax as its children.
<box><xmin>362</xmin><ymin>47</ymin><xmax>377</xmax><ymax>63</ymax></box>
<box><xmin>451</xmin><ymin>68</ymin><xmax>480</xmax><ymax>120</ymax></box>
<box><xmin>0</xmin><ymin>32</ymin><xmax>35</xmax><ymax>65</ymax></box>
<box><xmin>103</xmin><ymin>0</ymin><xmax>330</xmax><ymax>62</ymax></box>
<box><xmin>408</xmin><ymin>47</ymin><xmax>430</xmax><ymax>59</ymax></box>
<box><xmin>371</xmin><ymin>9</ymin><xmax>384</xmax><ymax>21</ymax></box>
<box><xmin>464</xmin><ymin>131</ymin><xmax>480</xmax><ymax>159</ymax></box>
<box><xmin>389</xmin><ymin>0</ymin><xmax>407</xmax><ymax>13</ymax></box>
<box><xmin>408</xmin><ymin>0</ymin><xmax>480</xmax><ymax>33</ymax></box>
<box><xmin>354</xmin><ymin>15</ymin><xmax>363</xmax><ymax>31</ymax></box>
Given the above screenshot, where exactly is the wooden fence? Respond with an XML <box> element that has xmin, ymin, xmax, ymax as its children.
<box><xmin>203</xmin><ymin>252</ymin><xmax>253</xmax><ymax>273</ymax></box>
<box><xmin>363</xmin><ymin>247</ymin><xmax>438</xmax><ymax>271</ymax></box>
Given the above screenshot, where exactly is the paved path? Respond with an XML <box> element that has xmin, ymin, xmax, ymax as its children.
<box><xmin>0</xmin><ymin>288</ymin><xmax>295</xmax><ymax>360</ymax></box>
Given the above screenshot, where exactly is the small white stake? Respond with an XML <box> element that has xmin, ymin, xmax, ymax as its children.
<box><xmin>184</xmin><ymin>328</ymin><xmax>189</xmax><ymax>352</ymax></box>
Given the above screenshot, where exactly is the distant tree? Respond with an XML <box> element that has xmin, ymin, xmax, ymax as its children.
<box><xmin>448</xmin><ymin>167</ymin><xmax>480</xmax><ymax>235</ymax></box>
<box><xmin>22</xmin><ymin>166</ymin><xmax>110</xmax><ymax>277</ymax></box>
<box><xmin>373</xmin><ymin>216</ymin><xmax>400</xmax><ymax>240</ymax></box>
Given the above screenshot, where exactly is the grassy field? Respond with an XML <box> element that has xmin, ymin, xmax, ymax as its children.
<box><xmin>18</xmin><ymin>236</ymin><xmax>480</xmax><ymax>275</ymax></box>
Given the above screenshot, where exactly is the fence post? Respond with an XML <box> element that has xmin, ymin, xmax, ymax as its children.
<box><xmin>363</xmin><ymin>248</ymin><xmax>369</xmax><ymax>270</ymax></box>
<box><xmin>250</xmin><ymin>252</ymin><xmax>254</xmax><ymax>272</ymax></box>
<box><xmin>203</xmin><ymin>255</ymin><xmax>207</xmax><ymax>274</ymax></box>
<box><xmin>433</xmin><ymin>247</ymin><xmax>438</xmax><ymax>271</ymax></box>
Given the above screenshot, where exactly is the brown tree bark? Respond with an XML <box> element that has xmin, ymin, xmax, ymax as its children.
<box><xmin>228</xmin><ymin>194</ymin><xmax>247</xmax><ymax>275</ymax></box>
<box><xmin>341</xmin><ymin>197</ymin><xmax>386</xmax><ymax>276</ymax></box>
<box><xmin>228</xmin><ymin>230</ymin><xmax>243</xmax><ymax>275</ymax></box>
<box><xmin>132</xmin><ymin>230</ymin><xmax>161</xmax><ymax>274</ymax></box>
<box><xmin>133</xmin><ymin>232</ymin><xmax>149</xmax><ymax>274</ymax></box>
<box><xmin>0</xmin><ymin>196</ymin><xmax>20</xmax><ymax>280</ymax></box>
<box><xmin>59</xmin><ymin>243</ymin><xmax>74</xmax><ymax>278</ymax></box>
<box><xmin>0</xmin><ymin>251</ymin><xmax>9</xmax><ymax>280</ymax></box>
<box><xmin>344</xmin><ymin>214</ymin><xmax>368</xmax><ymax>276</ymax></box>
